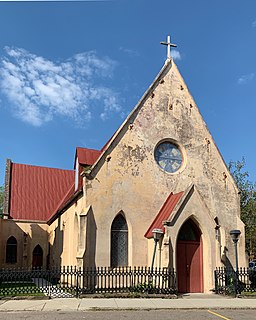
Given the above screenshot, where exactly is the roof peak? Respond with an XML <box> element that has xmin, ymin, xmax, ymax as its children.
<box><xmin>160</xmin><ymin>35</ymin><xmax>177</xmax><ymax>61</ymax></box>
<box><xmin>86</xmin><ymin>59</ymin><xmax>174</xmax><ymax>179</ymax></box>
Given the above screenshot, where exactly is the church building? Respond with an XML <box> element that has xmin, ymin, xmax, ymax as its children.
<box><xmin>0</xmin><ymin>44</ymin><xmax>246</xmax><ymax>293</ymax></box>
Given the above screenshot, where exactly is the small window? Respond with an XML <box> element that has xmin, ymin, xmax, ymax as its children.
<box><xmin>6</xmin><ymin>236</ymin><xmax>17</xmax><ymax>264</ymax></box>
<box><xmin>111</xmin><ymin>214</ymin><xmax>128</xmax><ymax>267</ymax></box>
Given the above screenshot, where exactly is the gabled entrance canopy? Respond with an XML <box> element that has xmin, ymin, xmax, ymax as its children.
<box><xmin>144</xmin><ymin>191</ymin><xmax>184</xmax><ymax>239</ymax></box>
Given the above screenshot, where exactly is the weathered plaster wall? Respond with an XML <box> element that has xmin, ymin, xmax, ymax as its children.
<box><xmin>83</xmin><ymin>60</ymin><xmax>245</xmax><ymax>282</ymax></box>
<box><xmin>0</xmin><ymin>219</ymin><xmax>48</xmax><ymax>268</ymax></box>
<box><xmin>48</xmin><ymin>195</ymin><xmax>84</xmax><ymax>268</ymax></box>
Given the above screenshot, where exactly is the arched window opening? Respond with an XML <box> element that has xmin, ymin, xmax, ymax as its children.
<box><xmin>178</xmin><ymin>219</ymin><xmax>201</xmax><ymax>242</ymax></box>
<box><xmin>6</xmin><ymin>236</ymin><xmax>17</xmax><ymax>264</ymax></box>
<box><xmin>32</xmin><ymin>244</ymin><xmax>43</xmax><ymax>269</ymax></box>
<box><xmin>111</xmin><ymin>214</ymin><xmax>128</xmax><ymax>267</ymax></box>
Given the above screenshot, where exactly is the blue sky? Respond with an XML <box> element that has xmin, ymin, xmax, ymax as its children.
<box><xmin>0</xmin><ymin>0</ymin><xmax>255</xmax><ymax>185</ymax></box>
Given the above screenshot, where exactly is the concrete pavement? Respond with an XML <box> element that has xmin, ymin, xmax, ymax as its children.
<box><xmin>0</xmin><ymin>294</ymin><xmax>256</xmax><ymax>311</ymax></box>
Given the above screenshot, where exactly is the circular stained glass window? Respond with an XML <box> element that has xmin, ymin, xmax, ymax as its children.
<box><xmin>154</xmin><ymin>142</ymin><xmax>182</xmax><ymax>173</ymax></box>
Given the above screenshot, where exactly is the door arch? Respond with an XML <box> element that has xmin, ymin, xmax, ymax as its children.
<box><xmin>32</xmin><ymin>245</ymin><xmax>43</xmax><ymax>269</ymax></box>
<box><xmin>176</xmin><ymin>218</ymin><xmax>203</xmax><ymax>293</ymax></box>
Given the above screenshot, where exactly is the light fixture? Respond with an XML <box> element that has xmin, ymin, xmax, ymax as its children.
<box><xmin>152</xmin><ymin>228</ymin><xmax>164</xmax><ymax>242</ymax></box>
<box><xmin>230</xmin><ymin>230</ymin><xmax>241</xmax><ymax>244</ymax></box>
<box><xmin>151</xmin><ymin>228</ymin><xmax>164</xmax><ymax>271</ymax></box>
<box><xmin>230</xmin><ymin>229</ymin><xmax>241</xmax><ymax>272</ymax></box>
<box><xmin>230</xmin><ymin>229</ymin><xmax>241</xmax><ymax>294</ymax></box>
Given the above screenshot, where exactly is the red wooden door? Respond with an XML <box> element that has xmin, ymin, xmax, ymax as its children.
<box><xmin>177</xmin><ymin>240</ymin><xmax>202</xmax><ymax>293</ymax></box>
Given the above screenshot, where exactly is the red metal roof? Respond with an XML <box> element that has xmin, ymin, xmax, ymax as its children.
<box><xmin>47</xmin><ymin>181</ymin><xmax>78</xmax><ymax>223</ymax></box>
<box><xmin>9</xmin><ymin>163</ymin><xmax>75</xmax><ymax>221</ymax></box>
<box><xmin>75</xmin><ymin>147</ymin><xmax>102</xmax><ymax>167</ymax></box>
<box><xmin>144</xmin><ymin>191</ymin><xmax>184</xmax><ymax>239</ymax></box>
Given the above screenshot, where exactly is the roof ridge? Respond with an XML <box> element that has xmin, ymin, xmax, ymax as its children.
<box><xmin>76</xmin><ymin>146</ymin><xmax>101</xmax><ymax>152</ymax></box>
<box><xmin>13</xmin><ymin>162</ymin><xmax>74</xmax><ymax>173</ymax></box>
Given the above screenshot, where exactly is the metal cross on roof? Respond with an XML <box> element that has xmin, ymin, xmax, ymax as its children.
<box><xmin>160</xmin><ymin>35</ymin><xmax>177</xmax><ymax>60</ymax></box>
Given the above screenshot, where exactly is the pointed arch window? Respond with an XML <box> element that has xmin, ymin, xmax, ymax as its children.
<box><xmin>111</xmin><ymin>214</ymin><xmax>128</xmax><ymax>267</ymax></box>
<box><xmin>6</xmin><ymin>236</ymin><xmax>17</xmax><ymax>264</ymax></box>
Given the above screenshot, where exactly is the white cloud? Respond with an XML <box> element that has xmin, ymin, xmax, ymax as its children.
<box><xmin>171</xmin><ymin>50</ymin><xmax>181</xmax><ymax>61</ymax></box>
<box><xmin>119</xmin><ymin>46</ymin><xmax>139</xmax><ymax>57</ymax></box>
<box><xmin>252</xmin><ymin>20</ymin><xmax>256</xmax><ymax>28</ymax></box>
<box><xmin>237</xmin><ymin>73</ymin><xmax>255</xmax><ymax>85</ymax></box>
<box><xmin>0</xmin><ymin>47</ymin><xmax>122</xmax><ymax>126</ymax></box>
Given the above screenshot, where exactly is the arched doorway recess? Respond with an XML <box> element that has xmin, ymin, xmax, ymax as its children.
<box><xmin>176</xmin><ymin>218</ymin><xmax>203</xmax><ymax>293</ymax></box>
<box><xmin>32</xmin><ymin>244</ymin><xmax>43</xmax><ymax>269</ymax></box>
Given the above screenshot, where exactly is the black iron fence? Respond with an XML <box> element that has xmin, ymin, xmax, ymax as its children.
<box><xmin>215</xmin><ymin>267</ymin><xmax>256</xmax><ymax>295</ymax></box>
<box><xmin>0</xmin><ymin>266</ymin><xmax>177</xmax><ymax>298</ymax></box>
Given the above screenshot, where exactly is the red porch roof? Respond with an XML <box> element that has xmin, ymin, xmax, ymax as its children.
<box><xmin>9</xmin><ymin>163</ymin><xmax>75</xmax><ymax>221</ymax></box>
<box><xmin>144</xmin><ymin>191</ymin><xmax>184</xmax><ymax>239</ymax></box>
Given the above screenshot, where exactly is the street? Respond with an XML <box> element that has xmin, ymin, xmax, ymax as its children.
<box><xmin>0</xmin><ymin>310</ymin><xmax>255</xmax><ymax>320</ymax></box>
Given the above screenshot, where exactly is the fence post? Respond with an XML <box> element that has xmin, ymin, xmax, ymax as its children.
<box><xmin>75</xmin><ymin>266</ymin><xmax>80</xmax><ymax>298</ymax></box>
<box><xmin>47</xmin><ymin>267</ymin><xmax>51</xmax><ymax>298</ymax></box>
<box><xmin>214</xmin><ymin>269</ymin><xmax>217</xmax><ymax>293</ymax></box>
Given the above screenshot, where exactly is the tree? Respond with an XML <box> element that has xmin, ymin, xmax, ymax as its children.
<box><xmin>229</xmin><ymin>158</ymin><xmax>256</xmax><ymax>260</ymax></box>
<box><xmin>0</xmin><ymin>185</ymin><xmax>4</xmax><ymax>216</ymax></box>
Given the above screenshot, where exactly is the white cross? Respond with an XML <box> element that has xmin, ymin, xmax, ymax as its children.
<box><xmin>160</xmin><ymin>35</ymin><xmax>177</xmax><ymax>59</ymax></box>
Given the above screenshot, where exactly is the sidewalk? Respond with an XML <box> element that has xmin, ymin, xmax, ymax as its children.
<box><xmin>0</xmin><ymin>294</ymin><xmax>256</xmax><ymax>311</ymax></box>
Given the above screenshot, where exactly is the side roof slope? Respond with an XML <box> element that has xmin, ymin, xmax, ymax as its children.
<box><xmin>9</xmin><ymin>163</ymin><xmax>75</xmax><ymax>221</ymax></box>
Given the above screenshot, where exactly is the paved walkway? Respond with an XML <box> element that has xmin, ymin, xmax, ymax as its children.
<box><xmin>0</xmin><ymin>294</ymin><xmax>256</xmax><ymax>311</ymax></box>
<box><xmin>32</xmin><ymin>278</ymin><xmax>73</xmax><ymax>298</ymax></box>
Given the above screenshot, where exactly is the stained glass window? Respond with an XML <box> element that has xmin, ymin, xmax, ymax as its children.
<box><xmin>111</xmin><ymin>214</ymin><xmax>128</xmax><ymax>267</ymax></box>
<box><xmin>155</xmin><ymin>142</ymin><xmax>182</xmax><ymax>173</ymax></box>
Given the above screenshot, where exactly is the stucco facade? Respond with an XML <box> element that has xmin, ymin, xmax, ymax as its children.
<box><xmin>0</xmin><ymin>219</ymin><xmax>48</xmax><ymax>268</ymax></box>
<box><xmin>1</xmin><ymin>58</ymin><xmax>246</xmax><ymax>293</ymax></box>
<box><xmin>71</xmin><ymin>60</ymin><xmax>245</xmax><ymax>292</ymax></box>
